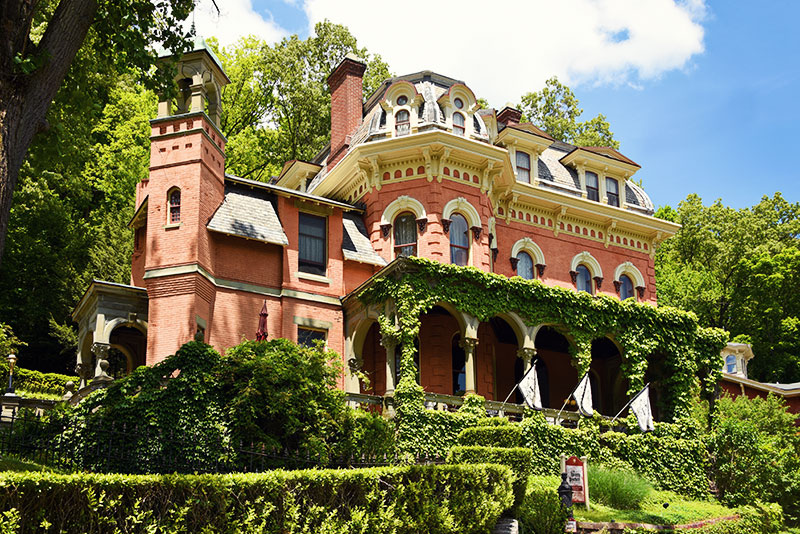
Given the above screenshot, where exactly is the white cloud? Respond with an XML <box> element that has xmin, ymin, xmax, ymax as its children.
<box><xmin>191</xmin><ymin>0</ymin><xmax>287</xmax><ymax>47</ymax></box>
<box><xmin>302</xmin><ymin>0</ymin><xmax>706</xmax><ymax>106</ymax></box>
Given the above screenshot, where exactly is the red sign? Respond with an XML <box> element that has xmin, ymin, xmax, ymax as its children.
<box><xmin>565</xmin><ymin>456</ymin><xmax>586</xmax><ymax>503</ymax></box>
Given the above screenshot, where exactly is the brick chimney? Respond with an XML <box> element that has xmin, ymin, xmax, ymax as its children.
<box><xmin>328</xmin><ymin>53</ymin><xmax>366</xmax><ymax>169</ymax></box>
<box><xmin>497</xmin><ymin>106</ymin><xmax>522</xmax><ymax>127</ymax></box>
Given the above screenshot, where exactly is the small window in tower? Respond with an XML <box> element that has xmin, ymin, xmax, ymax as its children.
<box><xmin>168</xmin><ymin>188</ymin><xmax>181</xmax><ymax>224</ymax></box>
<box><xmin>395</xmin><ymin>109</ymin><xmax>410</xmax><ymax>136</ymax></box>
<box><xmin>397</xmin><ymin>95</ymin><xmax>408</xmax><ymax>106</ymax></box>
<box><xmin>516</xmin><ymin>151</ymin><xmax>531</xmax><ymax>183</ymax></box>
<box><xmin>586</xmin><ymin>172</ymin><xmax>599</xmax><ymax>201</ymax></box>
<box><xmin>453</xmin><ymin>112</ymin><xmax>465</xmax><ymax>136</ymax></box>
<box><xmin>606</xmin><ymin>177</ymin><xmax>620</xmax><ymax>207</ymax></box>
<box><xmin>393</xmin><ymin>212</ymin><xmax>417</xmax><ymax>258</ymax></box>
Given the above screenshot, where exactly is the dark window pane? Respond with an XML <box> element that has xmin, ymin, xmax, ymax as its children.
<box><xmin>586</xmin><ymin>172</ymin><xmax>599</xmax><ymax>202</ymax></box>
<box><xmin>725</xmin><ymin>354</ymin><xmax>737</xmax><ymax>373</ymax></box>
<box><xmin>576</xmin><ymin>265</ymin><xmax>593</xmax><ymax>294</ymax></box>
<box><xmin>299</xmin><ymin>213</ymin><xmax>326</xmax><ymax>275</ymax></box>
<box><xmin>298</xmin><ymin>327</ymin><xmax>326</xmax><ymax>347</ymax></box>
<box><xmin>449</xmin><ymin>214</ymin><xmax>469</xmax><ymax>266</ymax></box>
<box><xmin>452</xmin><ymin>335</ymin><xmax>466</xmax><ymax>395</ymax></box>
<box><xmin>620</xmin><ymin>274</ymin><xmax>634</xmax><ymax>300</ymax></box>
<box><xmin>169</xmin><ymin>189</ymin><xmax>181</xmax><ymax>223</ymax></box>
<box><xmin>517</xmin><ymin>251</ymin><xmax>534</xmax><ymax>279</ymax></box>
<box><xmin>606</xmin><ymin>177</ymin><xmax>620</xmax><ymax>207</ymax></box>
<box><xmin>393</xmin><ymin>212</ymin><xmax>417</xmax><ymax>257</ymax></box>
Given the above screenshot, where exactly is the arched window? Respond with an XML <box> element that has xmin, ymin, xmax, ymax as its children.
<box><xmin>619</xmin><ymin>274</ymin><xmax>634</xmax><ymax>300</ymax></box>
<box><xmin>576</xmin><ymin>264</ymin><xmax>593</xmax><ymax>294</ymax></box>
<box><xmin>393</xmin><ymin>212</ymin><xmax>417</xmax><ymax>258</ymax></box>
<box><xmin>516</xmin><ymin>151</ymin><xmax>531</xmax><ymax>183</ymax></box>
<box><xmin>453</xmin><ymin>112</ymin><xmax>465</xmax><ymax>136</ymax></box>
<box><xmin>516</xmin><ymin>251</ymin><xmax>534</xmax><ymax>280</ymax></box>
<box><xmin>395</xmin><ymin>109</ymin><xmax>410</xmax><ymax>136</ymax></box>
<box><xmin>168</xmin><ymin>188</ymin><xmax>181</xmax><ymax>224</ymax></box>
<box><xmin>449</xmin><ymin>213</ymin><xmax>469</xmax><ymax>266</ymax></box>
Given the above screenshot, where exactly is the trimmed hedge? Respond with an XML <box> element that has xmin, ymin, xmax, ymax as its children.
<box><xmin>0</xmin><ymin>464</ymin><xmax>514</xmax><ymax>534</ymax></box>
<box><xmin>457</xmin><ymin>425</ymin><xmax>521</xmax><ymax>448</ymax></box>
<box><xmin>447</xmin><ymin>445</ymin><xmax>532</xmax><ymax>509</ymax></box>
<box><xmin>517</xmin><ymin>475</ymin><xmax>567</xmax><ymax>534</ymax></box>
<box><xmin>0</xmin><ymin>362</ymin><xmax>77</xmax><ymax>397</ymax></box>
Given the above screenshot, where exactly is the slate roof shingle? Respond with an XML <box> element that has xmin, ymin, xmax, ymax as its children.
<box><xmin>342</xmin><ymin>214</ymin><xmax>387</xmax><ymax>266</ymax></box>
<box><xmin>207</xmin><ymin>186</ymin><xmax>289</xmax><ymax>246</ymax></box>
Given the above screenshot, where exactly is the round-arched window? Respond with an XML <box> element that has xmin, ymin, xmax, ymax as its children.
<box><xmin>517</xmin><ymin>251</ymin><xmax>534</xmax><ymax>280</ymax></box>
<box><xmin>395</xmin><ymin>109</ymin><xmax>410</xmax><ymax>136</ymax></box>
<box><xmin>393</xmin><ymin>212</ymin><xmax>417</xmax><ymax>258</ymax></box>
<box><xmin>168</xmin><ymin>188</ymin><xmax>181</xmax><ymax>224</ymax></box>
<box><xmin>449</xmin><ymin>213</ymin><xmax>469</xmax><ymax>266</ymax></box>
<box><xmin>619</xmin><ymin>274</ymin><xmax>634</xmax><ymax>300</ymax></box>
<box><xmin>453</xmin><ymin>112</ymin><xmax>465</xmax><ymax>136</ymax></box>
<box><xmin>576</xmin><ymin>264</ymin><xmax>593</xmax><ymax>294</ymax></box>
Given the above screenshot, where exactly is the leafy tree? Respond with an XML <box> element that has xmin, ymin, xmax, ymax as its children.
<box><xmin>0</xmin><ymin>322</ymin><xmax>25</xmax><ymax>357</ymax></box>
<box><xmin>0</xmin><ymin>0</ymin><xmax>194</xmax><ymax>267</ymax></box>
<box><xmin>519</xmin><ymin>76</ymin><xmax>619</xmax><ymax>149</ymax></box>
<box><xmin>213</xmin><ymin>21</ymin><xmax>391</xmax><ymax>181</ymax></box>
<box><xmin>655</xmin><ymin>193</ymin><xmax>800</xmax><ymax>382</ymax></box>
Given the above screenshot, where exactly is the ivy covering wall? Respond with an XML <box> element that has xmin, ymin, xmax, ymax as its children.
<box><xmin>357</xmin><ymin>257</ymin><xmax>728</xmax><ymax>422</ymax></box>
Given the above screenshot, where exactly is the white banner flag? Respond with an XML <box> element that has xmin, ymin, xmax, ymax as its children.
<box><xmin>629</xmin><ymin>385</ymin><xmax>655</xmax><ymax>432</ymax></box>
<box><xmin>518</xmin><ymin>363</ymin><xmax>542</xmax><ymax>410</ymax></box>
<box><xmin>572</xmin><ymin>373</ymin><xmax>594</xmax><ymax>417</ymax></box>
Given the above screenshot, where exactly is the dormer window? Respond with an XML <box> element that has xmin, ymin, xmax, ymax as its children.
<box><xmin>606</xmin><ymin>178</ymin><xmax>620</xmax><ymax>207</ymax></box>
<box><xmin>397</xmin><ymin>95</ymin><xmax>408</xmax><ymax>106</ymax></box>
<box><xmin>516</xmin><ymin>151</ymin><xmax>531</xmax><ymax>183</ymax></box>
<box><xmin>586</xmin><ymin>172</ymin><xmax>599</xmax><ymax>201</ymax></box>
<box><xmin>453</xmin><ymin>112</ymin><xmax>465</xmax><ymax>136</ymax></box>
<box><xmin>454</xmin><ymin>97</ymin><xmax>464</xmax><ymax>109</ymax></box>
<box><xmin>395</xmin><ymin>110</ymin><xmax>410</xmax><ymax>136</ymax></box>
<box><xmin>725</xmin><ymin>354</ymin><xmax>737</xmax><ymax>374</ymax></box>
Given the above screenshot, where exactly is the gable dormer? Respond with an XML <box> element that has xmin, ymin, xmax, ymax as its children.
<box><xmin>559</xmin><ymin>146</ymin><xmax>640</xmax><ymax>208</ymax></box>
<box><xmin>437</xmin><ymin>83</ymin><xmax>488</xmax><ymax>141</ymax></box>
<box><xmin>495</xmin><ymin>116</ymin><xmax>554</xmax><ymax>186</ymax></box>
<box><xmin>381</xmin><ymin>81</ymin><xmax>424</xmax><ymax>138</ymax></box>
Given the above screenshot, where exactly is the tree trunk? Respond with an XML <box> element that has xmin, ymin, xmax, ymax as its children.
<box><xmin>0</xmin><ymin>0</ymin><xmax>98</xmax><ymax>267</ymax></box>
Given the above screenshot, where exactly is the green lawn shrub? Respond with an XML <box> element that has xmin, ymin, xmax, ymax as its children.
<box><xmin>0</xmin><ymin>464</ymin><xmax>514</xmax><ymax>534</ymax></box>
<box><xmin>0</xmin><ymin>360</ymin><xmax>76</xmax><ymax>397</ymax></box>
<box><xmin>447</xmin><ymin>445</ymin><xmax>533</xmax><ymax>509</ymax></box>
<box><xmin>457</xmin><ymin>424</ymin><xmax>521</xmax><ymax>448</ymax></box>
<box><xmin>587</xmin><ymin>464</ymin><xmax>653</xmax><ymax>509</ymax></box>
<box><xmin>517</xmin><ymin>475</ymin><xmax>567</xmax><ymax>534</ymax></box>
<box><xmin>668</xmin><ymin>503</ymin><xmax>785</xmax><ymax>534</ymax></box>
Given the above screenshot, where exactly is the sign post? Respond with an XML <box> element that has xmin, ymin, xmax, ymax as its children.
<box><xmin>562</xmin><ymin>454</ymin><xmax>590</xmax><ymax>511</ymax></box>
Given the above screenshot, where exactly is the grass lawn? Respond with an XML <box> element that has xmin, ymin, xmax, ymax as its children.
<box><xmin>573</xmin><ymin>490</ymin><xmax>736</xmax><ymax>525</ymax></box>
<box><xmin>0</xmin><ymin>455</ymin><xmax>55</xmax><ymax>472</ymax></box>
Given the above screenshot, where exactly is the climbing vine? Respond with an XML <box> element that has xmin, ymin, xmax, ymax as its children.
<box><xmin>357</xmin><ymin>257</ymin><xmax>728</xmax><ymax>422</ymax></box>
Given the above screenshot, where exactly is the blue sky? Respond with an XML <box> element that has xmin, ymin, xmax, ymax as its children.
<box><xmin>196</xmin><ymin>0</ymin><xmax>798</xmax><ymax>210</ymax></box>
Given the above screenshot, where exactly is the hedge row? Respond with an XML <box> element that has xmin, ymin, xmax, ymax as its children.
<box><xmin>0</xmin><ymin>361</ymin><xmax>77</xmax><ymax>396</ymax></box>
<box><xmin>0</xmin><ymin>464</ymin><xmax>514</xmax><ymax>534</ymax></box>
<box><xmin>447</xmin><ymin>445</ymin><xmax>532</xmax><ymax>511</ymax></box>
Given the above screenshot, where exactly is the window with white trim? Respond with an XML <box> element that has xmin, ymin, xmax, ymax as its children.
<box><xmin>576</xmin><ymin>264</ymin><xmax>593</xmax><ymax>294</ymax></box>
<box><xmin>393</xmin><ymin>212</ymin><xmax>417</xmax><ymax>258</ymax></box>
<box><xmin>453</xmin><ymin>112</ymin><xmax>465</xmax><ymax>136</ymax></box>
<box><xmin>516</xmin><ymin>251</ymin><xmax>534</xmax><ymax>280</ymax></box>
<box><xmin>516</xmin><ymin>151</ymin><xmax>531</xmax><ymax>183</ymax></box>
<box><xmin>606</xmin><ymin>177</ymin><xmax>620</xmax><ymax>207</ymax></box>
<box><xmin>298</xmin><ymin>212</ymin><xmax>326</xmax><ymax>276</ymax></box>
<box><xmin>395</xmin><ymin>109</ymin><xmax>410</xmax><ymax>136</ymax></box>
<box><xmin>619</xmin><ymin>274</ymin><xmax>634</xmax><ymax>300</ymax></box>
<box><xmin>449</xmin><ymin>213</ymin><xmax>469</xmax><ymax>266</ymax></box>
<box><xmin>586</xmin><ymin>172</ymin><xmax>599</xmax><ymax>201</ymax></box>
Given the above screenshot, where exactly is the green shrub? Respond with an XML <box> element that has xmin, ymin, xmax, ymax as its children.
<box><xmin>0</xmin><ymin>360</ymin><xmax>77</xmax><ymax>396</ymax></box>
<box><xmin>681</xmin><ymin>502</ymin><xmax>785</xmax><ymax>534</ymax></box>
<box><xmin>587</xmin><ymin>464</ymin><xmax>653</xmax><ymax>510</ymax></box>
<box><xmin>457</xmin><ymin>425</ymin><xmax>521</xmax><ymax>448</ymax></box>
<box><xmin>518</xmin><ymin>475</ymin><xmax>567</xmax><ymax>534</ymax></box>
<box><xmin>0</xmin><ymin>464</ymin><xmax>514</xmax><ymax>534</ymax></box>
<box><xmin>447</xmin><ymin>445</ymin><xmax>533</xmax><ymax>509</ymax></box>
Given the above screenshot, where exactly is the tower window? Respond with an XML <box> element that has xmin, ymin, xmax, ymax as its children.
<box><xmin>168</xmin><ymin>188</ymin><xmax>181</xmax><ymax>224</ymax></box>
<box><xmin>516</xmin><ymin>151</ymin><xmax>531</xmax><ymax>183</ymax></box>
<box><xmin>393</xmin><ymin>212</ymin><xmax>417</xmax><ymax>258</ymax></box>
<box><xmin>453</xmin><ymin>112</ymin><xmax>465</xmax><ymax>136</ymax></box>
<box><xmin>395</xmin><ymin>109</ymin><xmax>410</xmax><ymax>136</ymax></box>
<box><xmin>449</xmin><ymin>213</ymin><xmax>469</xmax><ymax>266</ymax></box>
<box><xmin>586</xmin><ymin>172</ymin><xmax>599</xmax><ymax>201</ymax></box>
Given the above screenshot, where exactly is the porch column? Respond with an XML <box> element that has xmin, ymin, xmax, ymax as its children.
<box><xmin>381</xmin><ymin>337</ymin><xmax>397</xmax><ymax>395</ymax></box>
<box><xmin>460</xmin><ymin>337</ymin><xmax>479</xmax><ymax>394</ymax></box>
<box><xmin>517</xmin><ymin>347</ymin><xmax>537</xmax><ymax>371</ymax></box>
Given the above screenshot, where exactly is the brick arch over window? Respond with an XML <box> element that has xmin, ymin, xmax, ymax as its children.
<box><xmin>570</xmin><ymin>251</ymin><xmax>603</xmax><ymax>278</ymax></box>
<box><xmin>510</xmin><ymin>237</ymin><xmax>546</xmax><ymax>266</ymax></box>
<box><xmin>442</xmin><ymin>197</ymin><xmax>481</xmax><ymax>229</ymax></box>
<box><xmin>380</xmin><ymin>195</ymin><xmax>427</xmax><ymax>225</ymax></box>
<box><xmin>613</xmin><ymin>261</ymin><xmax>645</xmax><ymax>287</ymax></box>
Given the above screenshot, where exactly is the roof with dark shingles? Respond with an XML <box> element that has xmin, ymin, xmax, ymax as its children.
<box><xmin>342</xmin><ymin>214</ymin><xmax>387</xmax><ymax>266</ymax></box>
<box><xmin>207</xmin><ymin>185</ymin><xmax>288</xmax><ymax>246</ymax></box>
